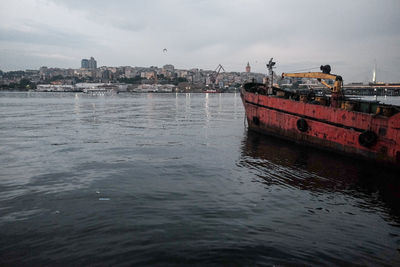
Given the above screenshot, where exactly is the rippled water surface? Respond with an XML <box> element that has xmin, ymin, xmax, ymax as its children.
<box><xmin>1</xmin><ymin>92</ymin><xmax>399</xmax><ymax>265</ymax></box>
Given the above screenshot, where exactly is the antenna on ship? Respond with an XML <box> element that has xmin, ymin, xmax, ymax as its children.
<box><xmin>266</xmin><ymin>58</ymin><xmax>276</xmax><ymax>87</ymax></box>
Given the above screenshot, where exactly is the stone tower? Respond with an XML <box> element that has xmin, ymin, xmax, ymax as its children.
<box><xmin>246</xmin><ymin>62</ymin><xmax>251</xmax><ymax>73</ymax></box>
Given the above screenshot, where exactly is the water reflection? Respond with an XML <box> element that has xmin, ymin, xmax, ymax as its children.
<box><xmin>233</xmin><ymin>92</ymin><xmax>238</xmax><ymax>119</ymax></box>
<box><xmin>73</xmin><ymin>93</ymin><xmax>80</xmax><ymax>115</ymax></box>
<box><xmin>238</xmin><ymin>130</ymin><xmax>400</xmax><ymax>221</ymax></box>
<box><xmin>204</xmin><ymin>93</ymin><xmax>210</xmax><ymax>125</ymax></box>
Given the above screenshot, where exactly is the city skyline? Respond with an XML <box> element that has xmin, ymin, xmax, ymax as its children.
<box><xmin>1</xmin><ymin>0</ymin><xmax>400</xmax><ymax>82</ymax></box>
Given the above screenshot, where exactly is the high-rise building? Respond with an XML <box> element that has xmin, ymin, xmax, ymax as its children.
<box><xmin>88</xmin><ymin>57</ymin><xmax>97</xmax><ymax>70</ymax></box>
<box><xmin>81</xmin><ymin>59</ymin><xmax>89</xmax><ymax>69</ymax></box>
<box><xmin>246</xmin><ymin>62</ymin><xmax>251</xmax><ymax>73</ymax></box>
<box><xmin>81</xmin><ymin>57</ymin><xmax>97</xmax><ymax>69</ymax></box>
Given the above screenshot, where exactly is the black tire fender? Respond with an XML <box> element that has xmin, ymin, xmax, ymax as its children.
<box><xmin>252</xmin><ymin>116</ymin><xmax>260</xmax><ymax>126</ymax></box>
<box><xmin>359</xmin><ymin>130</ymin><xmax>377</xmax><ymax>147</ymax></box>
<box><xmin>297</xmin><ymin>118</ymin><xmax>308</xmax><ymax>132</ymax></box>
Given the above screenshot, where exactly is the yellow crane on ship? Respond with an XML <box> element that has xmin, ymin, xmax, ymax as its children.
<box><xmin>281</xmin><ymin>65</ymin><xmax>344</xmax><ymax>107</ymax></box>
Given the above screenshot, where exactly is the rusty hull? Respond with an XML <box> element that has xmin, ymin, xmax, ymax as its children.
<box><xmin>241</xmin><ymin>89</ymin><xmax>400</xmax><ymax>166</ymax></box>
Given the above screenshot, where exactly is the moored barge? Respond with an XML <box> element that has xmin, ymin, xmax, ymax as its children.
<box><xmin>241</xmin><ymin>60</ymin><xmax>400</xmax><ymax>166</ymax></box>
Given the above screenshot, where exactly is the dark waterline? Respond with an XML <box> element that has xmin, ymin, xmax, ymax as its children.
<box><xmin>0</xmin><ymin>92</ymin><xmax>399</xmax><ymax>266</ymax></box>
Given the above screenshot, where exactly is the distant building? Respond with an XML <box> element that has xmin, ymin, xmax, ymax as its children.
<box><xmin>141</xmin><ymin>71</ymin><xmax>156</xmax><ymax>79</ymax></box>
<box><xmin>246</xmin><ymin>62</ymin><xmax>251</xmax><ymax>73</ymax></box>
<box><xmin>36</xmin><ymin>84</ymin><xmax>75</xmax><ymax>92</ymax></box>
<box><xmin>162</xmin><ymin>64</ymin><xmax>174</xmax><ymax>72</ymax></box>
<box><xmin>81</xmin><ymin>59</ymin><xmax>89</xmax><ymax>69</ymax></box>
<box><xmin>101</xmin><ymin>69</ymin><xmax>112</xmax><ymax>81</ymax></box>
<box><xmin>81</xmin><ymin>57</ymin><xmax>97</xmax><ymax>70</ymax></box>
<box><xmin>88</xmin><ymin>57</ymin><xmax>97</xmax><ymax>70</ymax></box>
<box><xmin>39</xmin><ymin>66</ymin><xmax>48</xmax><ymax>79</ymax></box>
<box><xmin>124</xmin><ymin>67</ymin><xmax>138</xmax><ymax>78</ymax></box>
<box><xmin>135</xmin><ymin>84</ymin><xmax>175</xmax><ymax>93</ymax></box>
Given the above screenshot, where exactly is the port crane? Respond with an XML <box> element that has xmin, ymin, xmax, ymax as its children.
<box><xmin>209</xmin><ymin>64</ymin><xmax>225</xmax><ymax>85</ymax></box>
<box><xmin>281</xmin><ymin>65</ymin><xmax>343</xmax><ymax>108</ymax></box>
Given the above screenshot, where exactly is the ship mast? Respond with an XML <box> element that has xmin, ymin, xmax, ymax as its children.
<box><xmin>266</xmin><ymin>58</ymin><xmax>276</xmax><ymax>87</ymax></box>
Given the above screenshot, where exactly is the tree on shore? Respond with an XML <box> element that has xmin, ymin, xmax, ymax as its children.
<box><xmin>0</xmin><ymin>78</ymin><xmax>36</xmax><ymax>90</ymax></box>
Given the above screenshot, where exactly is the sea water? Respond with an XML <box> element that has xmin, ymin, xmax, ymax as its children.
<box><xmin>0</xmin><ymin>92</ymin><xmax>399</xmax><ymax>265</ymax></box>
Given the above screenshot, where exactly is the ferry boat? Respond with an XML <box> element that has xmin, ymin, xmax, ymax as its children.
<box><xmin>83</xmin><ymin>88</ymin><xmax>117</xmax><ymax>94</ymax></box>
<box><xmin>240</xmin><ymin>59</ymin><xmax>400</xmax><ymax>166</ymax></box>
<box><xmin>82</xmin><ymin>84</ymin><xmax>118</xmax><ymax>95</ymax></box>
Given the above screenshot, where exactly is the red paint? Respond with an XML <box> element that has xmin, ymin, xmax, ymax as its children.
<box><xmin>241</xmin><ymin>88</ymin><xmax>400</xmax><ymax>166</ymax></box>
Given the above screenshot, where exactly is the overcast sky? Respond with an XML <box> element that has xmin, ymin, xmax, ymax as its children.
<box><xmin>0</xmin><ymin>0</ymin><xmax>399</xmax><ymax>82</ymax></box>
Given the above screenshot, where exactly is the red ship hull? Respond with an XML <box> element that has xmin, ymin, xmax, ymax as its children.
<box><xmin>241</xmin><ymin>88</ymin><xmax>400</xmax><ymax>166</ymax></box>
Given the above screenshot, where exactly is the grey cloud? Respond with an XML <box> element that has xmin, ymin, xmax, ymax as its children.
<box><xmin>0</xmin><ymin>22</ymin><xmax>97</xmax><ymax>48</ymax></box>
<box><xmin>1</xmin><ymin>0</ymin><xmax>399</xmax><ymax>81</ymax></box>
<box><xmin>0</xmin><ymin>49</ymin><xmax>77</xmax><ymax>70</ymax></box>
<box><xmin>48</xmin><ymin>0</ymin><xmax>400</xmax><ymax>48</ymax></box>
